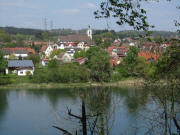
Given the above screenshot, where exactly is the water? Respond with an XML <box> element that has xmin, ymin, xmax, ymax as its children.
<box><xmin>0</xmin><ymin>87</ymin><xmax>178</xmax><ymax>135</ymax></box>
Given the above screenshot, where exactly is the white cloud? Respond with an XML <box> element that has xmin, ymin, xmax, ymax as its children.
<box><xmin>87</xmin><ymin>2</ymin><xmax>97</xmax><ymax>9</ymax></box>
<box><xmin>0</xmin><ymin>1</ymin><xmax>35</xmax><ymax>8</ymax></box>
<box><xmin>63</xmin><ymin>8</ymin><xmax>80</xmax><ymax>14</ymax></box>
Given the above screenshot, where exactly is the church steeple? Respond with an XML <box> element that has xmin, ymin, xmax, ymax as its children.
<box><xmin>87</xmin><ymin>25</ymin><xmax>92</xmax><ymax>39</ymax></box>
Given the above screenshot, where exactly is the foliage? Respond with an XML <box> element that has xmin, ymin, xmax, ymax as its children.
<box><xmin>94</xmin><ymin>0</ymin><xmax>153</xmax><ymax>31</ymax></box>
<box><xmin>5</xmin><ymin>42</ymin><xmax>16</xmax><ymax>47</ymax></box>
<box><xmin>26</xmin><ymin>71</ymin><xmax>31</xmax><ymax>75</ymax></box>
<box><xmin>100</xmin><ymin>39</ymin><xmax>112</xmax><ymax>49</ymax></box>
<box><xmin>74</xmin><ymin>50</ymin><xmax>87</xmax><ymax>59</ymax></box>
<box><xmin>26</xmin><ymin>54</ymin><xmax>40</xmax><ymax>65</ymax></box>
<box><xmin>50</xmin><ymin>49</ymin><xmax>64</xmax><ymax>58</ymax></box>
<box><xmin>33</xmin><ymin>45</ymin><xmax>41</xmax><ymax>53</ymax></box>
<box><xmin>0</xmin><ymin>75</ymin><xmax>12</xmax><ymax>85</ymax></box>
<box><xmin>85</xmin><ymin>47</ymin><xmax>112</xmax><ymax>82</ymax></box>
<box><xmin>8</xmin><ymin>54</ymin><xmax>16</xmax><ymax>60</ymax></box>
<box><xmin>0</xmin><ymin>30</ymin><xmax>12</xmax><ymax>42</ymax></box>
<box><xmin>155</xmin><ymin>42</ymin><xmax>180</xmax><ymax>80</ymax></box>
<box><xmin>0</xmin><ymin>51</ymin><xmax>7</xmax><ymax>74</ymax></box>
<box><xmin>33</xmin><ymin>63</ymin><xmax>90</xmax><ymax>83</ymax></box>
<box><xmin>48</xmin><ymin>59</ymin><xmax>59</xmax><ymax>68</ymax></box>
<box><xmin>122</xmin><ymin>46</ymin><xmax>139</xmax><ymax>75</ymax></box>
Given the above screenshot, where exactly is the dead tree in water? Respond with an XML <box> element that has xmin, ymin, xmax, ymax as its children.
<box><xmin>53</xmin><ymin>100</ymin><xmax>99</xmax><ymax>135</ymax></box>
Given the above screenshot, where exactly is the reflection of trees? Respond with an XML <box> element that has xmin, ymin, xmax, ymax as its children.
<box><xmin>142</xmin><ymin>83</ymin><xmax>180</xmax><ymax>135</ymax></box>
<box><xmin>53</xmin><ymin>87</ymin><xmax>114</xmax><ymax>135</ymax></box>
<box><xmin>25</xmin><ymin>88</ymin><xmax>77</xmax><ymax>107</ymax></box>
<box><xmin>81</xmin><ymin>87</ymin><xmax>112</xmax><ymax>135</ymax></box>
<box><xmin>0</xmin><ymin>90</ymin><xmax>8</xmax><ymax>121</ymax></box>
<box><xmin>112</xmin><ymin>87</ymin><xmax>149</xmax><ymax>113</ymax></box>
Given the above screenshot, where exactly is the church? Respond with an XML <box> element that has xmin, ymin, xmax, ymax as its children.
<box><xmin>58</xmin><ymin>26</ymin><xmax>95</xmax><ymax>46</ymax></box>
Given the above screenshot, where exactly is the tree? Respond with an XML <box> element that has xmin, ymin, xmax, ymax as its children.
<box><xmin>26</xmin><ymin>54</ymin><xmax>40</xmax><ymax>65</ymax></box>
<box><xmin>48</xmin><ymin>59</ymin><xmax>59</xmax><ymax>69</ymax></box>
<box><xmin>74</xmin><ymin>50</ymin><xmax>86</xmax><ymax>59</ymax></box>
<box><xmin>123</xmin><ymin>46</ymin><xmax>139</xmax><ymax>75</ymax></box>
<box><xmin>94</xmin><ymin>0</ymin><xmax>153</xmax><ymax>31</ymax></box>
<box><xmin>0</xmin><ymin>30</ymin><xmax>12</xmax><ymax>42</ymax></box>
<box><xmin>86</xmin><ymin>47</ymin><xmax>112</xmax><ymax>82</ymax></box>
<box><xmin>0</xmin><ymin>51</ymin><xmax>7</xmax><ymax>74</ymax></box>
<box><xmin>95</xmin><ymin>0</ymin><xmax>179</xmax><ymax>33</ymax></box>
<box><xmin>155</xmin><ymin>41</ymin><xmax>180</xmax><ymax>80</ymax></box>
<box><xmin>50</xmin><ymin>49</ymin><xmax>65</xmax><ymax>58</ymax></box>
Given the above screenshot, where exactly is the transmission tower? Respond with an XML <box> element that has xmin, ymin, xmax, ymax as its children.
<box><xmin>50</xmin><ymin>20</ymin><xmax>54</xmax><ymax>30</ymax></box>
<box><xmin>44</xmin><ymin>17</ymin><xmax>48</xmax><ymax>31</ymax></box>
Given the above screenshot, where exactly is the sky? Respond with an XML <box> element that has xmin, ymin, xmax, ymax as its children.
<box><xmin>0</xmin><ymin>0</ymin><xmax>179</xmax><ymax>32</ymax></box>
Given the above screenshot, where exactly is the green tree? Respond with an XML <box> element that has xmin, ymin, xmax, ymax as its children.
<box><xmin>86</xmin><ymin>47</ymin><xmax>112</xmax><ymax>82</ymax></box>
<box><xmin>74</xmin><ymin>50</ymin><xmax>86</xmax><ymax>59</ymax></box>
<box><xmin>50</xmin><ymin>49</ymin><xmax>64</xmax><ymax>58</ymax></box>
<box><xmin>0</xmin><ymin>51</ymin><xmax>7</xmax><ymax>74</ymax></box>
<box><xmin>9</xmin><ymin>54</ymin><xmax>16</xmax><ymax>60</ymax></box>
<box><xmin>0</xmin><ymin>30</ymin><xmax>12</xmax><ymax>42</ymax></box>
<box><xmin>48</xmin><ymin>59</ymin><xmax>59</xmax><ymax>68</ymax></box>
<box><xmin>94</xmin><ymin>0</ymin><xmax>153</xmax><ymax>31</ymax></box>
<box><xmin>26</xmin><ymin>54</ymin><xmax>40</xmax><ymax>65</ymax></box>
<box><xmin>155</xmin><ymin>41</ymin><xmax>180</xmax><ymax>80</ymax></box>
<box><xmin>123</xmin><ymin>46</ymin><xmax>139</xmax><ymax>74</ymax></box>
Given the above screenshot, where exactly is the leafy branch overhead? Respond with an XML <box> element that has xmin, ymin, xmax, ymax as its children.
<box><xmin>94</xmin><ymin>0</ymin><xmax>154</xmax><ymax>31</ymax></box>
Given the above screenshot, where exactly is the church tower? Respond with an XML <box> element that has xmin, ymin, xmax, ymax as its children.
<box><xmin>87</xmin><ymin>25</ymin><xmax>92</xmax><ymax>39</ymax></box>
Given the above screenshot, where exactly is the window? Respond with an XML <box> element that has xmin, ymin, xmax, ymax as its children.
<box><xmin>20</xmin><ymin>71</ymin><xmax>23</xmax><ymax>74</ymax></box>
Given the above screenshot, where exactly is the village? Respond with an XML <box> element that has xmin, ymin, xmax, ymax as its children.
<box><xmin>0</xmin><ymin>26</ymin><xmax>178</xmax><ymax>77</ymax></box>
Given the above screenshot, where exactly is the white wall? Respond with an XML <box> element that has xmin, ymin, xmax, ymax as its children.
<box><xmin>17</xmin><ymin>68</ymin><xmax>34</xmax><ymax>76</ymax></box>
<box><xmin>14</xmin><ymin>54</ymin><xmax>28</xmax><ymax>58</ymax></box>
<box><xmin>45</xmin><ymin>46</ymin><xmax>53</xmax><ymax>57</ymax></box>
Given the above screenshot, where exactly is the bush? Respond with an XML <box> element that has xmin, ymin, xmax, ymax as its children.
<box><xmin>0</xmin><ymin>75</ymin><xmax>13</xmax><ymax>85</ymax></box>
<box><xmin>33</xmin><ymin>63</ymin><xmax>90</xmax><ymax>83</ymax></box>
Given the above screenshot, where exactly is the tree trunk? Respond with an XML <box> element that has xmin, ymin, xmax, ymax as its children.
<box><xmin>82</xmin><ymin>100</ymin><xmax>87</xmax><ymax>135</ymax></box>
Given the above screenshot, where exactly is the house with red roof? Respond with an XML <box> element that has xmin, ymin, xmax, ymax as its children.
<box><xmin>109</xmin><ymin>58</ymin><xmax>120</xmax><ymax>68</ymax></box>
<box><xmin>75</xmin><ymin>57</ymin><xmax>87</xmax><ymax>65</ymax></box>
<box><xmin>40</xmin><ymin>45</ymin><xmax>53</xmax><ymax>58</ymax></box>
<box><xmin>2</xmin><ymin>47</ymin><xmax>35</xmax><ymax>59</ymax></box>
<box><xmin>41</xmin><ymin>59</ymin><xmax>49</xmax><ymax>66</ymax></box>
<box><xmin>138</xmin><ymin>52</ymin><xmax>160</xmax><ymax>62</ymax></box>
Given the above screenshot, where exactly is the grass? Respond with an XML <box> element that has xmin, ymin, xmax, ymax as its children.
<box><xmin>0</xmin><ymin>78</ymin><xmax>144</xmax><ymax>89</ymax></box>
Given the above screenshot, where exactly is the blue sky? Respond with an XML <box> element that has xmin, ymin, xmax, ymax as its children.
<box><xmin>0</xmin><ymin>0</ymin><xmax>179</xmax><ymax>31</ymax></box>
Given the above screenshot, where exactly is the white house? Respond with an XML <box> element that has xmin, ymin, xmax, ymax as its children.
<box><xmin>54</xmin><ymin>52</ymin><xmax>73</xmax><ymax>63</ymax></box>
<box><xmin>62</xmin><ymin>53</ymin><xmax>73</xmax><ymax>63</ymax></box>
<box><xmin>41</xmin><ymin>59</ymin><xmax>49</xmax><ymax>66</ymax></box>
<box><xmin>40</xmin><ymin>45</ymin><xmax>53</xmax><ymax>58</ymax></box>
<box><xmin>57</xmin><ymin>43</ymin><xmax>65</xmax><ymax>50</ymax></box>
<box><xmin>7</xmin><ymin>60</ymin><xmax>35</xmax><ymax>76</ymax></box>
<box><xmin>2</xmin><ymin>48</ymin><xmax>28</xmax><ymax>59</ymax></box>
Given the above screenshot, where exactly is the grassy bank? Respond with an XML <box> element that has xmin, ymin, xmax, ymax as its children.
<box><xmin>0</xmin><ymin>79</ymin><xmax>144</xmax><ymax>89</ymax></box>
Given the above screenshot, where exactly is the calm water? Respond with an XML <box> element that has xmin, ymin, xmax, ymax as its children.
<box><xmin>0</xmin><ymin>87</ymin><xmax>178</xmax><ymax>135</ymax></box>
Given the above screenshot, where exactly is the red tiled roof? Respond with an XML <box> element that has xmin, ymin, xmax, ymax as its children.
<box><xmin>107</xmin><ymin>46</ymin><xmax>115</xmax><ymax>52</ymax></box>
<box><xmin>143</xmin><ymin>42</ymin><xmax>158</xmax><ymax>47</ymax></box>
<box><xmin>121</xmin><ymin>44</ymin><xmax>130</xmax><ymax>48</ymax></box>
<box><xmin>2</xmin><ymin>47</ymin><xmax>35</xmax><ymax>54</ymax></box>
<box><xmin>76</xmin><ymin>57</ymin><xmax>84</xmax><ymax>61</ymax></box>
<box><xmin>75</xmin><ymin>57</ymin><xmax>87</xmax><ymax>64</ymax></box>
<box><xmin>43</xmin><ymin>59</ymin><xmax>49</xmax><ymax>61</ymax></box>
<box><xmin>138</xmin><ymin>52</ymin><xmax>160</xmax><ymax>61</ymax></box>
<box><xmin>40</xmin><ymin>45</ymin><xmax>47</xmax><ymax>52</ymax></box>
<box><xmin>65</xmin><ymin>42</ymin><xmax>78</xmax><ymax>46</ymax></box>
<box><xmin>109</xmin><ymin>59</ymin><xmax>118</xmax><ymax>66</ymax></box>
<box><xmin>25</xmin><ymin>47</ymin><xmax>35</xmax><ymax>54</ymax></box>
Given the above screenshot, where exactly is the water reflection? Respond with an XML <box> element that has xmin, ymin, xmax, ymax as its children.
<box><xmin>0</xmin><ymin>86</ymin><xmax>179</xmax><ymax>135</ymax></box>
<box><xmin>25</xmin><ymin>89</ymin><xmax>77</xmax><ymax>108</ymax></box>
<box><xmin>0</xmin><ymin>90</ymin><xmax>8</xmax><ymax>121</ymax></box>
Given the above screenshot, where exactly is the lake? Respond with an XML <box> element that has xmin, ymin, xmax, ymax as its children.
<box><xmin>0</xmin><ymin>87</ymin><xmax>178</xmax><ymax>135</ymax></box>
